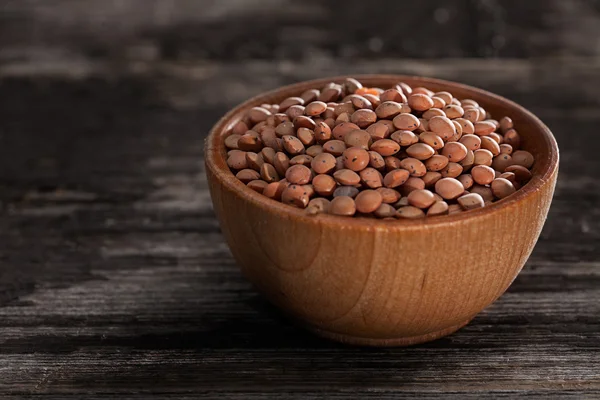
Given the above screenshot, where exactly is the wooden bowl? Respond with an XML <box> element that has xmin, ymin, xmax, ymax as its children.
<box><xmin>205</xmin><ymin>75</ymin><xmax>559</xmax><ymax>346</ymax></box>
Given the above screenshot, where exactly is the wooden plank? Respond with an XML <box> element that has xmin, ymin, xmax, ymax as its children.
<box><xmin>0</xmin><ymin>59</ymin><xmax>598</xmax><ymax>397</ymax></box>
<box><xmin>2</xmin><ymin>0</ymin><xmax>600</xmax><ymax>62</ymax></box>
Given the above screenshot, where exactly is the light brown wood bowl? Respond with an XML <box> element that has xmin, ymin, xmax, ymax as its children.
<box><xmin>205</xmin><ymin>75</ymin><xmax>559</xmax><ymax>346</ymax></box>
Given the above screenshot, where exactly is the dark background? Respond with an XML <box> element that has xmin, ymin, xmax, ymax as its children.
<box><xmin>0</xmin><ymin>1</ymin><xmax>599</xmax><ymax>398</ymax></box>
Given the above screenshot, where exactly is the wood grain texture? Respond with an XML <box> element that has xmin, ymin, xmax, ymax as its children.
<box><xmin>3</xmin><ymin>0</ymin><xmax>600</xmax><ymax>61</ymax></box>
<box><xmin>0</xmin><ymin>0</ymin><xmax>599</xmax><ymax>396</ymax></box>
<box><xmin>0</xmin><ymin>59</ymin><xmax>598</xmax><ymax>397</ymax></box>
<box><xmin>206</xmin><ymin>75</ymin><xmax>559</xmax><ymax>345</ymax></box>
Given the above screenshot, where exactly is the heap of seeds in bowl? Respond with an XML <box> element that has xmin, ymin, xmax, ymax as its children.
<box><xmin>224</xmin><ymin>78</ymin><xmax>535</xmax><ymax>218</ymax></box>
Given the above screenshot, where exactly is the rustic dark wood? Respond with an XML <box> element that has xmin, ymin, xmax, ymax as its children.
<box><xmin>1</xmin><ymin>0</ymin><xmax>600</xmax><ymax>398</ymax></box>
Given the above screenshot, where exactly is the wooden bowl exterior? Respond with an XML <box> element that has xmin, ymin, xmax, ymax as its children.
<box><xmin>205</xmin><ymin>75</ymin><xmax>559</xmax><ymax>346</ymax></box>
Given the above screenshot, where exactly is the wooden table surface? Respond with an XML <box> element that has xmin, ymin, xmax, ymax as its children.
<box><xmin>1</xmin><ymin>1</ymin><xmax>600</xmax><ymax>398</ymax></box>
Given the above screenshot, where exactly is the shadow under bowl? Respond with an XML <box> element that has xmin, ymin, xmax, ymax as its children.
<box><xmin>205</xmin><ymin>75</ymin><xmax>559</xmax><ymax>346</ymax></box>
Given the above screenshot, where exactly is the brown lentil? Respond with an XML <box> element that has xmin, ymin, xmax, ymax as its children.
<box><xmin>261</xmin><ymin>147</ymin><xmax>277</xmax><ymax>165</ymax></box>
<box><xmin>273</xmin><ymin>152</ymin><xmax>290</xmax><ymax>176</ymax></box>
<box><xmin>394</xmin><ymin>196</ymin><xmax>410</xmax><ymax>207</ymax></box>
<box><xmin>441</xmin><ymin>142</ymin><xmax>468</xmax><ymax>162</ymax></box>
<box><xmin>359</xmin><ymin>167</ymin><xmax>383</xmax><ymax>188</ymax></box>
<box><xmin>285</xmin><ymin>164</ymin><xmax>312</xmax><ymax>185</ymax></box>
<box><xmin>304</xmin><ymin>145</ymin><xmax>323</xmax><ymax>159</ymax></box>
<box><xmin>425</xmin><ymin>155</ymin><xmax>449</xmax><ymax>172</ymax></box>
<box><xmin>260</xmin><ymin>163</ymin><xmax>280</xmax><ymax>183</ymax></box>
<box><xmin>227</xmin><ymin>78</ymin><xmax>535</xmax><ymax>218</ymax></box>
<box><xmin>401</xmin><ymin>177</ymin><xmax>426</xmax><ymax>195</ymax></box>
<box><xmin>355</xmin><ymin>190</ymin><xmax>383</xmax><ymax>213</ymax></box>
<box><xmin>246</xmin><ymin>152</ymin><xmax>265</xmax><ymax>171</ymax></box>
<box><xmin>351</xmin><ymin>109</ymin><xmax>377</xmax><ymax>128</ymax></box>
<box><xmin>491</xmin><ymin>178</ymin><xmax>516</xmax><ymax>199</ymax></box>
<box><xmin>459</xmin><ymin>134</ymin><xmax>481</xmax><ymax>151</ymax></box>
<box><xmin>457</xmin><ymin>174</ymin><xmax>474</xmax><ymax>190</ymax></box>
<box><xmin>330</xmin><ymin>196</ymin><xmax>356</xmax><ymax>216</ymax></box>
<box><xmin>392</xmin><ymin>130</ymin><xmax>419</xmax><ymax>147</ymax></box>
<box><xmin>247</xmin><ymin>179</ymin><xmax>268</xmax><ymax>194</ymax></box>
<box><xmin>374</xmin><ymin>203</ymin><xmax>397</xmax><ymax>218</ymax></box>
<box><xmin>332</xmin><ymin>122</ymin><xmax>360</xmax><ymax>140</ymax></box>
<box><xmin>225</xmin><ymin>134</ymin><xmax>242</xmax><ymax>149</ymax></box>
<box><xmin>443</xmin><ymin>104</ymin><xmax>464</xmax><ymax>119</ymax></box>
<box><xmin>312</xmin><ymin>174</ymin><xmax>337</xmax><ymax>196</ymax></box>
<box><xmin>393</xmin><ymin>113</ymin><xmax>420</xmax><ymax>131</ymax></box>
<box><xmin>237</xmin><ymin>169</ymin><xmax>261</xmax><ymax>184</ymax></box>
<box><xmin>435</xmin><ymin>177</ymin><xmax>464</xmax><ymax>200</ymax></box>
<box><xmin>377</xmin><ymin>187</ymin><xmax>401</xmax><ymax>204</ymax></box>
<box><xmin>422</xmin><ymin>171</ymin><xmax>443</xmax><ymax>187</ymax></box>
<box><xmin>227</xmin><ymin>150</ymin><xmax>248</xmax><ymax>170</ymax></box>
<box><xmin>306</xmin><ymin>197</ymin><xmax>330</xmax><ymax>215</ymax></box>
<box><xmin>499</xmin><ymin>144</ymin><xmax>513</xmax><ymax>155</ymax></box>
<box><xmin>396</xmin><ymin>206</ymin><xmax>425</xmax><ymax>219</ymax></box>
<box><xmin>505</xmin><ymin>165</ymin><xmax>532</xmax><ymax>182</ymax></box>
<box><xmin>383</xmin><ymin>169</ymin><xmax>410</xmax><ymax>188</ymax></box>
<box><xmin>512</xmin><ymin>150</ymin><xmax>535</xmax><ymax>168</ymax></box>
<box><xmin>342</xmin><ymin>147</ymin><xmax>370</xmax><ymax>171</ymax></box>
<box><xmin>333</xmin><ymin>186</ymin><xmax>360</xmax><ymax>198</ymax></box>
<box><xmin>431</xmin><ymin>96</ymin><xmax>446</xmax><ymax>109</ymax></box>
<box><xmin>489</xmin><ymin>132</ymin><xmax>503</xmax><ymax>144</ymax></box>
<box><xmin>370</xmin><ymin>139</ymin><xmax>401</xmax><ymax>156</ymax></box>
<box><xmin>491</xmin><ymin>153</ymin><xmax>513</xmax><ymax>172</ymax></box>
<box><xmin>344</xmin><ymin>129</ymin><xmax>372</xmax><ymax>149</ymax></box>
<box><xmin>400</xmin><ymin>158</ymin><xmax>427</xmax><ymax>177</ymax></box>
<box><xmin>480</xmin><ymin>136</ymin><xmax>501</xmax><ymax>156</ymax></box>
<box><xmin>457</xmin><ymin>193</ymin><xmax>485</xmax><ymax>210</ymax></box>
<box><xmin>427</xmin><ymin>200</ymin><xmax>449</xmax><ymax>216</ymax></box>
<box><xmin>293</xmin><ymin>115</ymin><xmax>316</xmax><ymax>130</ymax></box>
<box><xmin>383</xmin><ymin>155</ymin><xmax>402</xmax><ymax>171</ymax></box>
<box><xmin>428</xmin><ymin>116</ymin><xmax>456</xmax><ymax>140</ymax></box>
<box><xmin>408</xmin><ymin>94</ymin><xmax>434</xmax><ymax>111</ymax></box>
<box><xmin>281</xmin><ymin>184</ymin><xmax>310</xmax><ymax>208</ymax></box>
<box><xmin>334</xmin><ymin>169</ymin><xmax>361</xmax><ymax>186</ymax></box>
<box><xmin>323</xmin><ymin>140</ymin><xmax>346</xmax><ymax>156</ymax></box>
<box><xmin>419</xmin><ymin>132</ymin><xmax>444</xmax><ymax>150</ymax></box>
<box><xmin>473</xmin><ymin>121</ymin><xmax>496</xmax><ymax>136</ymax></box>
<box><xmin>408</xmin><ymin>189</ymin><xmax>436</xmax><ymax>209</ymax></box>
<box><xmin>406</xmin><ymin>143</ymin><xmax>435</xmax><ymax>160</ymax></box>
<box><xmin>473</xmin><ymin>149</ymin><xmax>494</xmax><ymax>166</ymax></box>
<box><xmin>504</xmin><ymin>129</ymin><xmax>521</xmax><ymax>149</ymax></box>
<box><xmin>471</xmin><ymin>165</ymin><xmax>496</xmax><ymax>185</ymax></box>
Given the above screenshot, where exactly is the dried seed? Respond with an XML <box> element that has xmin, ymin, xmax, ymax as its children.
<box><xmin>237</xmin><ymin>168</ymin><xmax>261</xmax><ymax>184</ymax></box>
<box><xmin>471</xmin><ymin>165</ymin><xmax>496</xmax><ymax>185</ymax></box>
<box><xmin>407</xmin><ymin>189</ymin><xmax>436</xmax><ymax>209</ymax></box>
<box><xmin>312</xmin><ymin>174</ymin><xmax>337</xmax><ymax>196</ymax></box>
<box><xmin>491</xmin><ymin>178</ymin><xmax>516</xmax><ymax>199</ymax></box>
<box><xmin>333</xmin><ymin>169</ymin><xmax>361</xmax><ymax>186</ymax></box>
<box><xmin>408</xmin><ymin>94</ymin><xmax>434</xmax><ymax>111</ymax></box>
<box><xmin>260</xmin><ymin>163</ymin><xmax>280</xmax><ymax>183</ymax></box>
<box><xmin>330</xmin><ymin>196</ymin><xmax>356</xmax><ymax>216</ymax></box>
<box><xmin>370</xmin><ymin>139</ymin><xmax>401</xmax><ymax>156</ymax></box>
<box><xmin>281</xmin><ymin>184</ymin><xmax>310</xmax><ymax>208</ymax></box>
<box><xmin>427</xmin><ymin>201</ymin><xmax>449</xmax><ymax>216</ymax></box>
<box><xmin>435</xmin><ymin>177</ymin><xmax>464</xmax><ymax>200</ymax></box>
<box><xmin>355</xmin><ymin>190</ymin><xmax>383</xmax><ymax>213</ymax></box>
<box><xmin>359</xmin><ymin>167</ymin><xmax>384</xmax><ymax>188</ymax></box>
<box><xmin>512</xmin><ymin>150</ymin><xmax>535</xmax><ymax>168</ymax></box>
<box><xmin>396</xmin><ymin>206</ymin><xmax>425</xmax><ymax>219</ymax></box>
<box><xmin>393</xmin><ymin>113</ymin><xmax>420</xmax><ymax>131</ymax></box>
<box><xmin>457</xmin><ymin>193</ymin><xmax>485</xmax><ymax>210</ymax></box>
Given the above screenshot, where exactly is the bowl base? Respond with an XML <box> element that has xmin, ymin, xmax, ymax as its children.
<box><xmin>303</xmin><ymin>319</ymin><xmax>472</xmax><ymax>347</ymax></box>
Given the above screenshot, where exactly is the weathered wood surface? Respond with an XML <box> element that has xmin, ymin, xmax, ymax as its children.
<box><xmin>1</xmin><ymin>0</ymin><xmax>600</xmax><ymax>398</ymax></box>
<box><xmin>3</xmin><ymin>0</ymin><xmax>600</xmax><ymax>61</ymax></box>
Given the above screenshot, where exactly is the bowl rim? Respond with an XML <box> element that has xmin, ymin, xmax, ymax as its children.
<box><xmin>205</xmin><ymin>74</ymin><xmax>559</xmax><ymax>231</ymax></box>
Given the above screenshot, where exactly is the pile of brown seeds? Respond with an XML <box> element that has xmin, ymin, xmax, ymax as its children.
<box><xmin>224</xmin><ymin>78</ymin><xmax>535</xmax><ymax>218</ymax></box>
